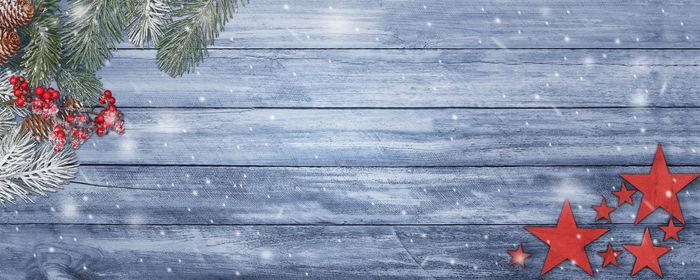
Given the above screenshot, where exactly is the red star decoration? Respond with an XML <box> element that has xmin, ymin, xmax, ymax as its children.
<box><xmin>507</xmin><ymin>244</ymin><xmax>531</xmax><ymax>267</ymax></box>
<box><xmin>623</xmin><ymin>227</ymin><xmax>672</xmax><ymax>277</ymax></box>
<box><xmin>525</xmin><ymin>200</ymin><xmax>609</xmax><ymax>276</ymax></box>
<box><xmin>659</xmin><ymin>218</ymin><xmax>683</xmax><ymax>241</ymax></box>
<box><xmin>620</xmin><ymin>144</ymin><xmax>699</xmax><ymax>224</ymax></box>
<box><xmin>598</xmin><ymin>243</ymin><xmax>622</xmax><ymax>267</ymax></box>
<box><xmin>592</xmin><ymin>198</ymin><xmax>615</xmax><ymax>222</ymax></box>
<box><xmin>612</xmin><ymin>183</ymin><xmax>636</xmax><ymax>206</ymax></box>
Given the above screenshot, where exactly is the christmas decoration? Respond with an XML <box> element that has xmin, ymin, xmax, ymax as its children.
<box><xmin>623</xmin><ymin>228</ymin><xmax>671</xmax><ymax>277</ymax></box>
<box><xmin>620</xmin><ymin>145</ymin><xmax>699</xmax><ymax>224</ymax></box>
<box><xmin>507</xmin><ymin>244</ymin><xmax>530</xmax><ymax>268</ymax></box>
<box><xmin>2</xmin><ymin>75</ymin><xmax>125</xmax><ymax>151</ymax></box>
<box><xmin>659</xmin><ymin>219</ymin><xmax>683</xmax><ymax>242</ymax></box>
<box><xmin>1</xmin><ymin>0</ymin><xmax>248</xmax><ymax>105</ymax></box>
<box><xmin>508</xmin><ymin>144</ymin><xmax>697</xmax><ymax>277</ymax></box>
<box><xmin>0</xmin><ymin>0</ymin><xmax>33</xmax><ymax>29</ymax></box>
<box><xmin>591</xmin><ymin>198</ymin><xmax>615</xmax><ymax>222</ymax></box>
<box><xmin>0</xmin><ymin>126</ymin><xmax>77</xmax><ymax>203</ymax></box>
<box><xmin>0</xmin><ymin>28</ymin><xmax>19</xmax><ymax>64</ymax></box>
<box><xmin>597</xmin><ymin>243</ymin><xmax>622</xmax><ymax>268</ymax></box>
<box><xmin>0</xmin><ymin>0</ymin><xmax>33</xmax><ymax>64</ymax></box>
<box><xmin>611</xmin><ymin>183</ymin><xmax>635</xmax><ymax>206</ymax></box>
<box><xmin>524</xmin><ymin>200</ymin><xmax>609</xmax><ymax>276</ymax></box>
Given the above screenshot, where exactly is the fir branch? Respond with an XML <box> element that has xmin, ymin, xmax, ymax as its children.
<box><xmin>0</xmin><ymin>127</ymin><xmax>77</xmax><ymax>203</ymax></box>
<box><xmin>55</xmin><ymin>68</ymin><xmax>104</xmax><ymax>103</ymax></box>
<box><xmin>125</xmin><ymin>0</ymin><xmax>171</xmax><ymax>48</ymax></box>
<box><xmin>20</xmin><ymin>0</ymin><xmax>63</xmax><ymax>87</ymax></box>
<box><xmin>0</xmin><ymin>107</ymin><xmax>14</xmax><ymax>136</ymax></box>
<box><xmin>157</xmin><ymin>0</ymin><xmax>243</xmax><ymax>77</ymax></box>
<box><xmin>61</xmin><ymin>0</ymin><xmax>124</xmax><ymax>72</ymax></box>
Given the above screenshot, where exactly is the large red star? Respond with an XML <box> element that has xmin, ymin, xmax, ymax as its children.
<box><xmin>507</xmin><ymin>244</ymin><xmax>531</xmax><ymax>267</ymax></box>
<box><xmin>659</xmin><ymin>219</ymin><xmax>683</xmax><ymax>242</ymax></box>
<box><xmin>525</xmin><ymin>200</ymin><xmax>609</xmax><ymax>276</ymax></box>
<box><xmin>623</xmin><ymin>228</ymin><xmax>671</xmax><ymax>277</ymax></box>
<box><xmin>612</xmin><ymin>183</ymin><xmax>636</xmax><ymax>206</ymax></box>
<box><xmin>592</xmin><ymin>198</ymin><xmax>615</xmax><ymax>222</ymax></box>
<box><xmin>598</xmin><ymin>243</ymin><xmax>622</xmax><ymax>267</ymax></box>
<box><xmin>620</xmin><ymin>144</ymin><xmax>698</xmax><ymax>224</ymax></box>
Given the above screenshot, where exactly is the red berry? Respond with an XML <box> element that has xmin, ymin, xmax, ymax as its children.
<box><xmin>108</xmin><ymin>97</ymin><xmax>115</xmax><ymax>104</ymax></box>
<box><xmin>47</xmin><ymin>87</ymin><xmax>54</xmax><ymax>92</ymax></box>
<box><xmin>43</xmin><ymin>103</ymin><xmax>50</xmax><ymax>109</ymax></box>
<box><xmin>73</xmin><ymin>131</ymin><xmax>80</xmax><ymax>137</ymax></box>
<box><xmin>35</xmin><ymin>86</ymin><xmax>44</xmax><ymax>96</ymax></box>
<box><xmin>54</xmin><ymin>125</ymin><xmax>62</xmax><ymax>132</ymax></box>
<box><xmin>14</xmin><ymin>90</ymin><xmax>21</xmax><ymax>97</ymax></box>
<box><xmin>108</xmin><ymin>105</ymin><xmax>116</xmax><ymax>111</ymax></box>
<box><xmin>104</xmin><ymin>90</ymin><xmax>112</xmax><ymax>97</ymax></box>
<box><xmin>80</xmin><ymin>133</ymin><xmax>88</xmax><ymax>140</ymax></box>
<box><xmin>71</xmin><ymin>141</ymin><xmax>80</xmax><ymax>148</ymax></box>
<box><xmin>56</xmin><ymin>131</ymin><xmax>65</xmax><ymax>139</ymax></box>
<box><xmin>99</xmin><ymin>97</ymin><xmax>106</xmax><ymax>104</ymax></box>
<box><xmin>9</xmin><ymin>76</ymin><xmax>17</xmax><ymax>85</ymax></box>
<box><xmin>42</xmin><ymin>113</ymin><xmax>50</xmax><ymax>119</ymax></box>
<box><xmin>48</xmin><ymin>98</ymin><xmax>55</xmax><ymax>104</ymax></box>
<box><xmin>79</xmin><ymin>115</ymin><xmax>87</xmax><ymax>122</ymax></box>
<box><xmin>53</xmin><ymin>146</ymin><xmax>61</xmax><ymax>152</ymax></box>
<box><xmin>66</xmin><ymin>115</ymin><xmax>74</xmax><ymax>123</ymax></box>
<box><xmin>95</xmin><ymin>115</ymin><xmax>104</xmax><ymax>123</ymax></box>
<box><xmin>33</xmin><ymin>99</ymin><xmax>42</xmax><ymax>106</ymax></box>
<box><xmin>20</xmin><ymin>82</ymin><xmax>28</xmax><ymax>89</ymax></box>
<box><xmin>42</xmin><ymin>92</ymin><xmax>51</xmax><ymax>100</ymax></box>
<box><xmin>13</xmin><ymin>85</ymin><xmax>19</xmax><ymax>91</ymax></box>
<box><xmin>52</xmin><ymin>91</ymin><xmax>60</xmax><ymax>99</ymax></box>
<box><xmin>96</xmin><ymin>128</ymin><xmax>104</xmax><ymax>135</ymax></box>
<box><xmin>15</xmin><ymin>98</ymin><xmax>25</xmax><ymax>106</ymax></box>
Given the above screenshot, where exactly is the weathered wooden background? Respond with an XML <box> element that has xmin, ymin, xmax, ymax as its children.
<box><xmin>3</xmin><ymin>0</ymin><xmax>700</xmax><ymax>278</ymax></box>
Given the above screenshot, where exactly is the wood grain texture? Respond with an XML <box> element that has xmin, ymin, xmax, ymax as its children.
<box><xmin>2</xmin><ymin>166</ymin><xmax>698</xmax><ymax>225</ymax></box>
<box><xmin>0</xmin><ymin>224</ymin><xmax>695</xmax><ymax>279</ymax></box>
<box><xmin>113</xmin><ymin>0</ymin><xmax>700</xmax><ymax>49</ymax></box>
<box><xmin>9</xmin><ymin>0</ymin><xmax>700</xmax><ymax>278</ymax></box>
<box><xmin>102</xmin><ymin>49</ymin><xmax>700</xmax><ymax>108</ymax></box>
<box><xmin>74</xmin><ymin>108</ymin><xmax>700</xmax><ymax>166</ymax></box>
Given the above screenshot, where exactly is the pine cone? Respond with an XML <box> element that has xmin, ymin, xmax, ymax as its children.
<box><xmin>0</xmin><ymin>0</ymin><xmax>33</xmax><ymax>29</ymax></box>
<box><xmin>0</xmin><ymin>28</ymin><xmax>19</xmax><ymax>64</ymax></box>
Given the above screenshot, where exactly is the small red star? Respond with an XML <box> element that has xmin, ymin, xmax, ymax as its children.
<box><xmin>620</xmin><ymin>144</ymin><xmax>699</xmax><ymax>224</ymax></box>
<box><xmin>659</xmin><ymin>219</ymin><xmax>683</xmax><ymax>241</ymax></box>
<box><xmin>507</xmin><ymin>244</ymin><xmax>531</xmax><ymax>267</ymax></box>
<box><xmin>612</xmin><ymin>183</ymin><xmax>636</xmax><ymax>206</ymax></box>
<box><xmin>525</xmin><ymin>200</ymin><xmax>609</xmax><ymax>276</ymax></box>
<box><xmin>598</xmin><ymin>243</ymin><xmax>622</xmax><ymax>267</ymax></box>
<box><xmin>592</xmin><ymin>198</ymin><xmax>615</xmax><ymax>222</ymax></box>
<box><xmin>623</xmin><ymin>228</ymin><xmax>672</xmax><ymax>277</ymax></box>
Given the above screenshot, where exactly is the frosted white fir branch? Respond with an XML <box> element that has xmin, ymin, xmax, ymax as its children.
<box><xmin>127</xmin><ymin>0</ymin><xmax>171</xmax><ymax>48</ymax></box>
<box><xmin>0</xmin><ymin>127</ymin><xmax>78</xmax><ymax>203</ymax></box>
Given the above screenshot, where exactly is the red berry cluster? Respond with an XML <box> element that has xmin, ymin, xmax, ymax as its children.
<box><xmin>7</xmin><ymin>76</ymin><xmax>125</xmax><ymax>152</ymax></box>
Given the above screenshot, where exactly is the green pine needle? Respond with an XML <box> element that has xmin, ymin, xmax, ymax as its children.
<box><xmin>55</xmin><ymin>68</ymin><xmax>104</xmax><ymax>103</ymax></box>
<box><xmin>62</xmin><ymin>0</ymin><xmax>124</xmax><ymax>72</ymax></box>
<box><xmin>157</xmin><ymin>0</ymin><xmax>243</xmax><ymax>77</ymax></box>
<box><xmin>21</xmin><ymin>0</ymin><xmax>63</xmax><ymax>87</ymax></box>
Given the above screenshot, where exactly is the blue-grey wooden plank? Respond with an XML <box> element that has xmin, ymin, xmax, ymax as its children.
<box><xmin>101</xmin><ymin>49</ymin><xmax>700</xmax><ymax>108</ymax></box>
<box><xmin>110</xmin><ymin>0</ymin><xmax>700</xmax><ymax>49</ymax></box>
<box><xmin>74</xmin><ymin>108</ymin><xmax>700</xmax><ymax>166</ymax></box>
<box><xmin>2</xmin><ymin>166</ymin><xmax>698</xmax><ymax>225</ymax></box>
<box><xmin>0</xmin><ymin>224</ymin><xmax>694</xmax><ymax>279</ymax></box>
